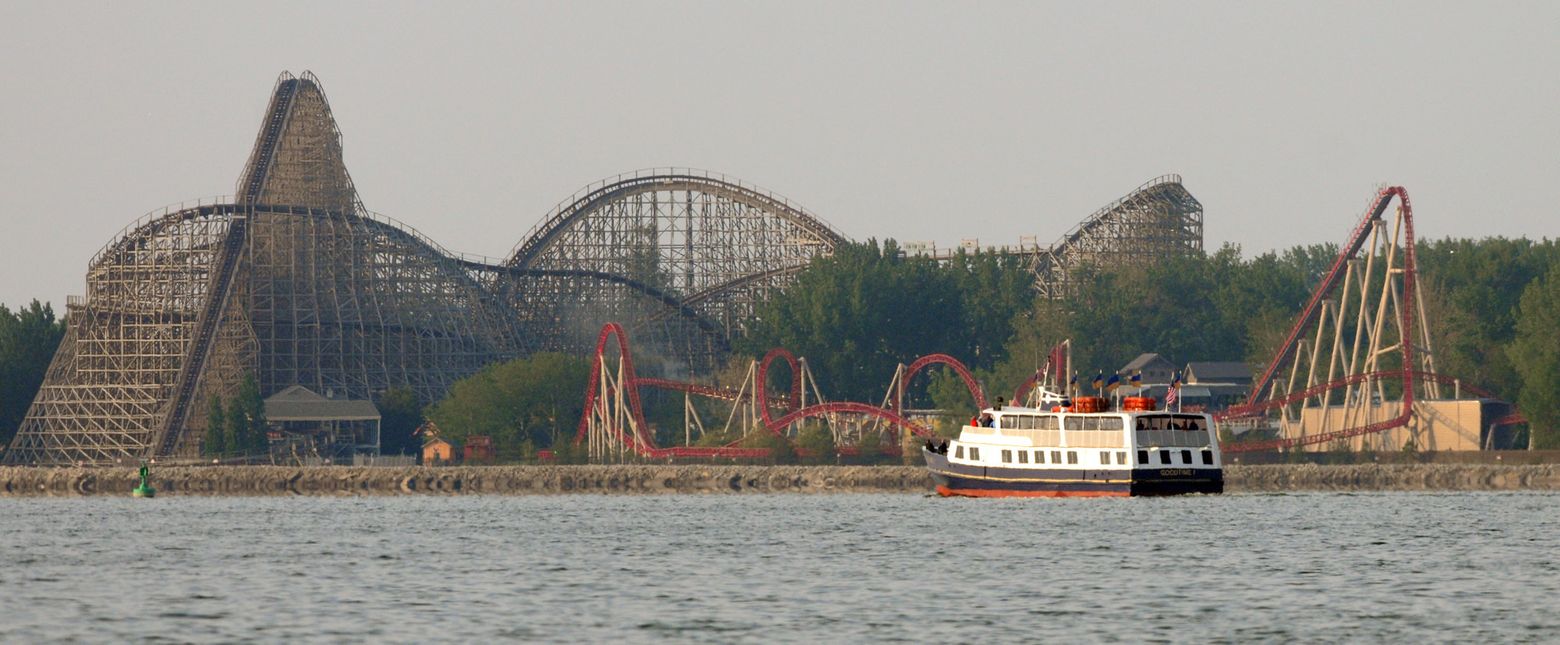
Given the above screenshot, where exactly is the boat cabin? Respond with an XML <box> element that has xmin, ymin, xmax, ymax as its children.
<box><xmin>946</xmin><ymin>407</ymin><xmax>1220</xmax><ymax>470</ymax></box>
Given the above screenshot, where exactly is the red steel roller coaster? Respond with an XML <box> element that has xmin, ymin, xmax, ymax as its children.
<box><xmin>576</xmin><ymin>323</ymin><xmax>986</xmax><ymax>462</ymax></box>
<box><xmin>1218</xmin><ymin>186</ymin><xmax>1525</xmax><ymax>452</ymax></box>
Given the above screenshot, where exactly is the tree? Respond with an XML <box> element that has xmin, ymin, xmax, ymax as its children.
<box><xmin>205</xmin><ymin>395</ymin><xmax>227</xmax><ymax>457</ymax></box>
<box><xmin>0</xmin><ymin>300</ymin><xmax>67</xmax><ymax>447</ymax></box>
<box><xmin>985</xmin><ymin>298</ymin><xmax>1073</xmax><ymax>402</ymax></box>
<box><xmin>945</xmin><ymin>250</ymin><xmax>1034</xmax><ymax>371</ymax></box>
<box><xmin>1508</xmin><ymin>263</ymin><xmax>1560</xmax><ymax>449</ymax></box>
<box><xmin>230</xmin><ymin>373</ymin><xmax>267</xmax><ymax>457</ymax></box>
<box><xmin>1418</xmin><ymin>237</ymin><xmax>1560</xmax><ymax>407</ymax></box>
<box><xmin>739</xmin><ymin>240</ymin><xmax>977</xmax><ymax>402</ymax></box>
<box><xmin>240</xmin><ymin>374</ymin><xmax>268</xmax><ymax>456</ymax></box>
<box><xmin>425</xmin><ymin>352</ymin><xmax>590</xmax><ymax>460</ymax></box>
<box><xmin>926</xmin><ymin>368</ymin><xmax>983</xmax><ymax>437</ymax></box>
<box><xmin>225</xmin><ymin>396</ymin><xmax>247</xmax><ymax>457</ymax></box>
<box><xmin>376</xmin><ymin>388</ymin><xmax>423</xmax><ymax>455</ymax></box>
<box><xmin>215</xmin><ymin>373</ymin><xmax>267</xmax><ymax>459</ymax></box>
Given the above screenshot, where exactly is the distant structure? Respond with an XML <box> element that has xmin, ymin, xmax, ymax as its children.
<box><xmin>897</xmin><ymin>175</ymin><xmax>1204</xmax><ymax>299</ymax></box>
<box><xmin>5</xmin><ymin>73</ymin><xmax>521</xmax><ymax>466</ymax></box>
<box><xmin>3</xmin><ymin>72</ymin><xmax>848</xmax><ymax>465</ymax></box>
<box><xmin>1120</xmin><ymin>353</ymin><xmax>1177</xmax><ymax>385</ymax></box>
<box><xmin>500</xmin><ymin>169</ymin><xmax>848</xmax><ymax>374</ymax></box>
<box><xmin>2</xmin><ymin>71</ymin><xmax>1211</xmax><ymax>466</ymax></box>
<box><xmin>1183</xmin><ymin>362</ymin><xmax>1254</xmax><ymax>391</ymax></box>
<box><xmin>1029</xmin><ymin>175</ymin><xmax>1203</xmax><ymax>299</ymax></box>
<box><xmin>263</xmin><ymin>385</ymin><xmax>382</xmax><ymax>459</ymax></box>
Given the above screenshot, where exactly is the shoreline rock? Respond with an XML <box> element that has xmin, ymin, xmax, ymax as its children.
<box><xmin>0</xmin><ymin>464</ymin><xmax>1556</xmax><ymax>497</ymax></box>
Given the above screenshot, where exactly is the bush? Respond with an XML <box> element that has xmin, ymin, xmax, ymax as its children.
<box><xmin>796</xmin><ymin>424</ymin><xmax>836</xmax><ymax>464</ymax></box>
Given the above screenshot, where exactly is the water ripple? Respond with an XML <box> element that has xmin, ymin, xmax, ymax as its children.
<box><xmin>1</xmin><ymin>492</ymin><xmax>1556</xmax><ymax>642</ymax></box>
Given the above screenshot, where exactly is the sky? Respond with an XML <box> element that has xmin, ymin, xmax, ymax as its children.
<box><xmin>1</xmin><ymin>1</ymin><xmax>1557</xmax><ymax>307</ymax></box>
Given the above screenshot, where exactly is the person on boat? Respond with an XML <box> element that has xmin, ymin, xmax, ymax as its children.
<box><xmin>979</xmin><ymin>412</ymin><xmax>994</xmax><ymax>427</ymax></box>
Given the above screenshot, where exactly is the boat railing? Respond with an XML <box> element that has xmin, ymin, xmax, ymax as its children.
<box><xmin>1135</xmin><ymin>429</ymin><xmax>1212</xmax><ymax>448</ymax></box>
<box><xmin>1066</xmin><ymin>430</ymin><xmax>1127</xmax><ymax>449</ymax></box>
<box><xmin>965</xmin><ymin>426</ymin><xmax>1126</xmax><ymax>449</ymax></box>
<box><xmin>998</xmin><ymin>428</ymin><xmax>1063</xmax><ymax>446</ymax></box>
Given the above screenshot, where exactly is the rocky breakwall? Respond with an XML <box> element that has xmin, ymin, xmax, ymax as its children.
<box><xmin>0</xmin><ymin>465</ymin><xmax>935</xmax><ymax>497</ymax></box>
<box><xmin>3</xmin><ymin>464</ymin><xmax>1558</xmax><ymax>497</ymax></box>
<box><xmin>1226</xmin><ymin>463</ymin><xmax>1560</xmax><ymax>492</ymax></box>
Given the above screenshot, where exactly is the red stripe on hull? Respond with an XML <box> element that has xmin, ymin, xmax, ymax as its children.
<box><xmin>935</xmin><ymin>485</ymin><xmax>1129</xmax><ymax>498</ymax></box>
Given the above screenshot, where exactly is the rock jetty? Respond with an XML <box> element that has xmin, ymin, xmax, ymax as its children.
<box><xmin>0</xmin><ymin>463</ymin><xmax>1556</xmax><ymax>497</ymax></box>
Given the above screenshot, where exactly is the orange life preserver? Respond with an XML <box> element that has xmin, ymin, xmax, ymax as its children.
<box><xmin>1073</xmin><ymin>396</ymin><xmax>1106</xmax><ymax>413</ymax></box>
<box><xmin>1123</xmin><ymin>396</ymin><xmax>1156</xmax><ymax>412</ymax></box>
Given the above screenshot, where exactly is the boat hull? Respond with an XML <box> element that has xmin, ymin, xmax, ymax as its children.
<box><xmin>922</xmin><ymin>448</ymin><xmax>1221</xmax><ymax>498</ymax></box>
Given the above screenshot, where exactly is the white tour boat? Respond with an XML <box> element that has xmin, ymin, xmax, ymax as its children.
<box><xmin>921</xmin><ymin>390</ymin><xmax>1223</xmax><ymax>497</ymax></box>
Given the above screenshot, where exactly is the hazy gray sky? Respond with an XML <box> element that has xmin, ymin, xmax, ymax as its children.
<box><xmin>2</xmin><ymin>1</ymin><xmax>1556</xmax><ymax>307</ymax></box>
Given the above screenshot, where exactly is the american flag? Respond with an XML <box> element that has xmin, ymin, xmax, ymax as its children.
<box><xmin>1165</xmin><ymin>370</ymin><xmax>1181</xmax><ymax>407</ymax></box>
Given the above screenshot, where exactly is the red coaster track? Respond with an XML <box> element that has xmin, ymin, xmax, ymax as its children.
<box><xmin>1219</xmin><ymin>186</ymin><xmax>1524</xmax><ymax>452</ymax></box>
<box><xmin>576</xmin><ymin>323</ymin><xmax>962</xmax><ymax>460</ymax></box>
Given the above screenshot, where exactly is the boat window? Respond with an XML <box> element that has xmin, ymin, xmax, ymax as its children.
<box><xmin>1001</xmin><ymin>449</ymin><xmax>1012</xmax><ymax>463</ymax></box>
<box><xmin>969</xmin><ymin>447</ymin><xmax>981</xmax><ymax>461</ymax></box>
<box><xmin>1038</xmin><ymin>416</ymin><xmax>1058</xmax><ymax>430</ymax></box>
<box><xmin>955</xmin><ymin>445</ymin><xmax>964</xmax><ymax>459</ymax></box>
<box><xmin>1202</xmin><ymin>450</ymin><xmax>1214</xmax><ymax>465</ymax></box>
<box><xmin>1034</xmin><ymin>450</ymin><xmax>1045</xmax><ymax>464</ymax></box>
<box><xmin>1099</xmin><ymin>451</ymin><xmax>1109</xmax><ymax>465</ymax></box>
<box><xmin>1160</xmin><ymin>449</ymin><xmax>1172</xmax><ymax>464</ymax></box>
<box><xmin>1181</xmin><ymin>449</ymin><xmax>1193</xmax><ymax>465</ymax></box>
<box><xmin>1051</xmin><ymin>450</ymin><xmax>1062</xmax><ymax>464</ymax></box>
<box><xmin>1117</xmin><ymin>451</ymin><xmax>1128</xmax><ymax>465</ymax></box>
<box><xmin>1018</xmin><ymin>415</ymin><xmax>1036</xmax><ymax>430</ymax></box>
<box><xmin>1018</xmin><ymin>451</ymin><xmax>1029</xmax><ymax>464</ymax></box>
<box><xmin>1067</xmin><ymin>451</ymin><xmax>1078</xmax><ymax>465</ymax></box>
<box><xmin>1137</xmin><ymin>450</ymin><xmax>1148</xmax><ymax>465</ymax></box>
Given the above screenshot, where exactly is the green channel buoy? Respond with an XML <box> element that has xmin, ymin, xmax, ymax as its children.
<box><xmin>132</xmin><ymin>461</ymin><xmax>156</xmax><ymax>498</ymax></box>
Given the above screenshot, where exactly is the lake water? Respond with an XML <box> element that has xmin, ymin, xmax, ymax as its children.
<box><xmin>2</xmin><ymin>492</ymin><xmax>1556</xmax><ymax>643</ymax></box>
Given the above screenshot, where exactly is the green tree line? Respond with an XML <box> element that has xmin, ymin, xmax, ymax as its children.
<box><xmin>739</xmin><ymin>238</ymin><xmax>1560</xmax><ymax>449</ymax></box>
